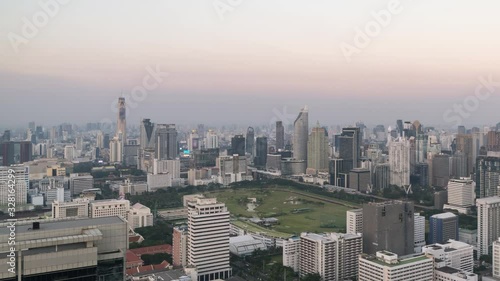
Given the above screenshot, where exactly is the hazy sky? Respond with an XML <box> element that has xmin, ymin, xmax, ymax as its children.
<box><xmin>1</xmin><ymin>0</ymin><xmax>500</xmax><ymax>129</ymax></box>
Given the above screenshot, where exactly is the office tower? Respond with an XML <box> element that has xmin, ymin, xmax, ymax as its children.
<box><xmin>69</xmin><ymin>173</ymin><xmax>94</xmax><ymax>196</ymax></box>
<box><xmin>103</xmin><ymin>133</ymin><xmax>110</xmax><ymax>149</ymax></box>
<box><xmin>217</xmin><ymin>155</ymin><xmax>249</xmax><ymax>185</ymax></box>
<box><xmin>346</xmin><ymin>209</ymin><xmax>363</xmax><ymax>234</ymax></box>
<box><xmin>417</xmin><ymin>162</ymin><xmax>429</xmax><ymax>186</ymax></box>
<box><xmin>359</xmin><ymin>251</ymin><xmax>434</xmax><ymax>281</ymax></box>
<box><xmin>1</xmin><ymin>130</ymin><xmax>11</xmax><ymax>143</ymax></box>
<box><xmin>396</xmin><ymin>119</ymin><xmax>404</xmax><ymax>136</ymax></box>
<box><xmin>476</xmin><ymin>155</ymin><xmax>500</xmax><ymax>198</ymax></box>
<box><xmin>432</xmin><ymin>154</ymin><xmax>451</xmax><ymax>188</ymax></box>
<box><xmin>96</xmin><ymin>131</ymin><xmax>104</xmax><ymax>149</ymax></box>
<box><xmin>458</xmin><ymin>125</ymin><xmax>466</xmax><ymax>135</ymax></box>
<box><xmin>187</xmin><ymin>198</ymin><xmax>231</xmax><ymax>281</ymax></box>
<box><xmin>455</xmin><ymin>134</ymin><xmax>473</xmax><ymax>176</ymax></box>
<box><xmin>477</xmin><ymin>196</ymin><xmax>500</xmax><ymax>255</ymax></box>
<box><xmin>374</xmin><ymin>163</ymin><xmax>390</xmax><ymax>190</ymax></box>
<box><xmin>276</xmin><ymin>121</ymin><xmax>285</xmax><ymax>150</ymax></box>
<box><xmin>414</xmin><ymin>213</ymin><xmax>426</xmax><ymax>253</ymax></box>
<box><xmin>306</xmin><ymin>123</ymin><xmax>329</xmax><ymax>173</ymax></box>
<box><xmin>245</xmin><ymin>127</ymin><xmax>255</xmax><ymax>156</ymax></box>
<box><xmin>109</xmin><ymin>138</ymin><xmax>122</xmax><ymax>163</ymax></box>
<box><xmin>329</xmin><ymin>158</ymin><xmax>347</xmax><ymax>187</ymax></box>
<box><xmin>487</xmin><ymin>131</ymin><xmax>500</xmax><ymax>151</ymax></box>
<box><xmin>445</xmin><ymin>178</ymin><xmax>475</xmax><ymax>214</ymax></box>
<box><xmin>363</xmin><ymin>201</ymin><xmax>415</xmax><ymax>256</ymax></box>
<box><xmin>494</xmin><ymin>238</ymin><xmax>500</xmax><ymax>278</ymax></box>
<box><xmin>282</xmin><ymin>236</ymin><xmax>300</xmax><ymax>272</ymax></box>
<box><xmin>254</xmin><ymin>137</ymin><xmax>268</xmax><ymax>168</ymax></box>
<box><xmin>155</xmin><ymin>124</ymin><xmax>178</xmax><ymax>160</ymax></box>
<box><xmin>389</xmin><ymin>137</ymin><xmax>411</xmax><ymax>187</ymax></box>
<box><xmin>28</xmin><ymin>121</ymin><xmax>35</xmax><ymax>132</ymax></box>
<box><xmin>451</xmin><ymin>152</ymin><xmax>468</xmax><ymax>178</ymax></box>
<box><xmin>188</xmin><ymin>129</ymin><xmax>200</xmax><ymax>151</ymax></box>
<box><xmin>293</xmin><ymin>106</ymin><xmax>309</xmax><ymax>162</ymax></box>
<box><xmin>140</xmin><ymin>118</ymin><xmax>156</xmax><ymax>150</ymax></box>
<box><xmin>205</xmin><ymin>129</ymin><xmax>219</xmax><ymax>149</ymax></box>
<box><xmin>1</xmin><ymin>141</ymin><xmax>32</xmax><ymax>166</ymax></box>
<box><xmin>429</xmin><ymin>212</ymin><xmax>459</xmax><ymax>244</ymax></box>
<box><xmin>193</xmin><ymin>148</ymin><xmax>220</xmax><ymax>168</ymax></box>
<box><xmin>64</xmin><ymin>145</ymin><xmax>75</xmax><ymax>161</ymax></box>
<box><xmin>422</xmin><ymin>240</ymin><xmax>474</xmax><ymax>272</ymax></box>
<box><xmin>75</xmin><ymin>136</ymin><xmax>83</xmax><ymax>151</ymax></box>
<box><xmin>173</xmin><ymin>226</ymin><xmax>188</xmax><ymax>267</ymax></box>
<box><xmin>123</xmin><ymin>144</ymin><xmax>139</xmax><ymax>167</ymax></box>
<box><xmin>0</xmin><ymin>217</ymin><xmax>128</xmax><ymax>281</ymax></box>
<box><xmin>116</xmin><ymin>97</ymin><xmax>127</xmax><ymax>142</ymax></box>
<box><xmin>349</xmin><ymin>168</ymin><xmax>371</xmax><ymax>192</ymax></box>
<box><xmin>299</xmin><ymin>232</ymin><xmax>362</xmax><ymax>281</ymax></box>
<box><xmin>338</xmin><ymin>127</ymin><xmax>362</xmax><ymax>171</ymax></box>
<box><xmin>0</xmin><ymin>165</ymin><xmax>28</xmax><ymax>206</ymax></box>
<box><xmin>230</xmin><ymin>134</ymin><xmax>245</xmax><ymax>156</ymax></box>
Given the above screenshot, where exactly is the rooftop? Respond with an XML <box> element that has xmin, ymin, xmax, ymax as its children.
<box><xmin>431</xmin><ymin>212</ymin><xmax>457</xmax><ymax>219</ymax></box>
<box><xmin>0</xmin><ymin>216</ymin><xmax>125</xmax><ymax>236</ymax></box>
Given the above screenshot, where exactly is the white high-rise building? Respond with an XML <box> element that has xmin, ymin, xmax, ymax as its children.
<box><xmin>187</xmin><ymin>198</ymin><xmax>231</xmax><ymax>281</ymax></box>
<box><xmin>75</xmin><ymin>136</ymin><xmax>83</xmax><ymax>151</ymax></box>
<box><xmin>358</xmin><ymin>251</ymin><xmax>434</xmax><ymax>281</ymax></box>
<box><xmin>96</xmin><ymin>131</ymin><xmax>104</xmax><ymax>149</ymax></box>
<box><xmin>205</xmin><ymin>130</ymin><xmax>219</xmax><ymax>149</ymax></box>
<box><xmin>414</xmin><ymin>214</ymin><xmax>426</xmax><ymax>253</ymax></box>
<box><xmin>389</xmin><ymin>137</ymin><xmax>411</xmax><ymax>187</ymax></box>
<box><xmin>299</xmin><ymin>232</ymin><xmax>362</xmax><ymax>281</ymax></box>
<box><xmin>445</xmin><ymin>178</ymin><xmax>476</xmax><ymax>214</ymax></box>
<box><xmin>64</xmin><ymin>145</ymin><xmax>75</xmax><ymax>161</ymax></box>
<box><xmin>477</xmin><ymin>196</ymin><xmax>500</xmax><ymax>256</ymax></box>
<box><xmin>282</xmin><ymin>236</ymin><xmax>300</xmax><ymax>272</ymax></box>
<box><xmin>0</xmin><ymin>165</ymin><xmax>28</xmax><ymax>206</ymax></box>
<box><xmin>110</xmin><ymin>138</ymin><xmax>122</xmax><ymax>163</ymax></box>
<box><xmin>346</xmin><ymin>209</ymin><xmax>363</xmax><ymax>234</ymax></box>
<box><xmin>422</xmin><ymin>240</ymin><xmax>474</xmax><ymax>272</ymax></box>
<box><xmin>493</xmin><ymin>238</ymin><xmax>500</xmax><ymax>278</ymax></box>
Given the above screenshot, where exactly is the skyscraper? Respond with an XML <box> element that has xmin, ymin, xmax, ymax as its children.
<box><xmin>254</xmin><ymin>137</ymin><xmax>268</xmax><ymax>168</ymax></box>
<box><xmin>429</xmin><ymin>212</ymin><xmax>459</xmax><ymax>244</ymax></box>
<box><xmin>293</xmin><ymin>106</ymin><xmax>308</xmax><ymax>162</ymax></box>
<box><xmin>455</xmin><ymin>134</ymin><xmax>473</xmax><ymax>176</ymax></box>
<box><xmin>306</xmin><ymin>123</ymin><xmax>329</xmax><ymax>173</ymax></box>
<box><xmin>493</xmin><ymin>238</ymin><xmax>500</xmax><ymax>278</ymax></box>
<box><xmin>299</xmin><ymin>232</ymin><xmax>362</xmax><ymax>281</ymax></box>
<box><xmin>338</xmin><ymin>127</ymin><xmax>361</xmax><ymax>171</ymax></box>
<box><xmin>116</xmin><ymin>97</ymin><xmax>127</xmax><ymax>142</ymax></box>
<box><xmin>276</xmin><ymin>121</ymin><xmax>285</xmax><ymax>150</ymax></box>
<box><xmin>1</xmin><ymin>141</ymin><xmax>32</xmax><ymax>166</ymax></box>
<box><xmin>187</xmin><ymin>198</ymin><xmax>232</xmax><ymax>281</ymax></box>
<box><xmin>231</xmin><ymin>134</ymin><xmax>245</xmax><ymax>156</ymax></box>
<box><xmin>363</xmin><ymin>201</ymin><xmax>415</xmax><ymax>256</ymax></box>
<box><xmin>155</xmin><ymin>124</ymin><xmax>178</xmax><ymax>160</ymax></box>
<box><xmin>205</xmin><ymin>129</ymin><xmax>219</xmax><ymax>149</ymax></box>
<box><xmin>389</xmin><ymin>137</ymin><xmax>411</xmax><ymax>187</ymax></box>
<box><xmin>476</xmin><ymin>155</ymin><xmax>500</xmax><ymax>198</ymax></box>
<box><xmin>346</xmin><ymin>209</ymin><xmax>363</xmax><ymax>234</ymax></box>
<box><xmin>140</xmin><ymin>118</ymin><xmax>156</xmax><ymax>150</ymax></box>
<box><xmin>245</xmin><ymin>127</ymin><xmax>255</xmax><ymax>156</ymax></box>
<box><xmin>477</xmin><ymin>196</ymin><xmax>500</xmax><ymax>256</ymax></box>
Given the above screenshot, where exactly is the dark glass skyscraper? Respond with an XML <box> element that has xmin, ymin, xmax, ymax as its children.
<box><xmin>338</xmin><ymin>127</ymin><xmax>361</xmax><ymax>172</ymax></box>
<box><xmin>276</xmin><ymin>121</ymin><xmax>284</xmax><ymax>150</ymax></box>
<box><xmin>246</xmin><ymin>127</ymin><xmax>255</xmax><ymax>156</ymax></box>
<box><xmin>231</xmin><ymin>134</ymin><xmax>246</xmax><ymax>156</ymax></box>
<box><xmin>155</xmin><ymin>124</ymin><xmax>178</xmax><ymax>160</ymax></box>
<box><xmin>254</xmin><ymin>137</ymin><xmax>268</xmax><ymax>168</ymax></box>
<box><xmin>1</xmin><ymin>141</ymin><xmax>32</xmax><ymax>166</ymax></box>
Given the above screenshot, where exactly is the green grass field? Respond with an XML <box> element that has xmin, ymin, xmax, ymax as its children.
<box><xmin>206</xmin><ymin>188</ymin><xmax>354</xmax><ymax>235</ymax></box>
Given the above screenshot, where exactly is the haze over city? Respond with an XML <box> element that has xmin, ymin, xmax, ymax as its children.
<box><xmin>1</xmin><ymin>0</ymin><xmax>500</xmax><ymax>128</ymax></box>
